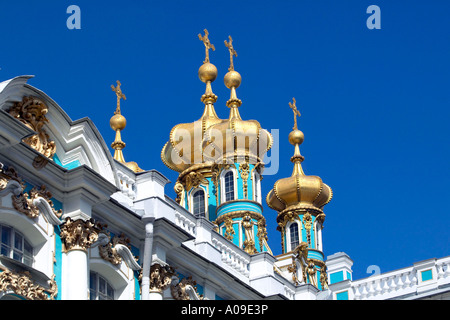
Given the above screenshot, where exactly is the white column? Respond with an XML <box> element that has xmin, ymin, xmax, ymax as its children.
<box><xmin>62</xmin><ymin>249</ymin><xmax>88</xmax><ymax>300</ymax></box>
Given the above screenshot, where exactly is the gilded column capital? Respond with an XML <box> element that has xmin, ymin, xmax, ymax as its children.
<box><xmin>60</xmin><ymin>217</ymin><xmax>105</xmax><ymax>252</ymax></box>
<box><xmin>149</xmin><ymin>263</ymin><xmax>175</xmax><ymax>293</ymax></box>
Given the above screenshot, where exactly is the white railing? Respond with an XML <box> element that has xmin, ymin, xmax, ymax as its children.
<box><xmin>174</xmin><ymin>210</ymin><xmax>196</xmax><ymax>238</ymax></box>
<box><xmin>352</xmin><ymin>267</ymin><xmax>417</xmax><ymax>299</ymax></box>
<box><xmin>349</xmin><ymin>256</ymin><xmax>450</xmax><ymax>300</ymax></box>
<box><xmin>211</xmin><ymin>235</ymin><xmax>250</xmax><ymax>278</ymax></box>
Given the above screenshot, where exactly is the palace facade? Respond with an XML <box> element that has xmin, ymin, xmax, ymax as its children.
<box><xmin>0</xmin><ymin>30</ymin><xmax>448</xmax><ymax>300</ymax></box>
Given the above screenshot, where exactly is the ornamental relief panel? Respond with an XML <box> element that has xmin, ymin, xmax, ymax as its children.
<box><xmin>0</xmin><ymin>269</ymin><xmax>57</xmax><ymax>300</ymax></box>
<box><xmin>0</xmin><ymin>162</ymin><xmax>62</xmax><ymax>223</ymax></box>
<box><xmin>7</xmin><ymin>96</ymin><xmax>56</xmax><ymax>159</ymax></box>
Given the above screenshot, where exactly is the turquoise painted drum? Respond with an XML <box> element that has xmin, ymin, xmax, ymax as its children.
<box><xmin>307</xmin><ymin>249</ymin><xmax>324</xmax><ymax>261</ymax></box>
<box><xmin>216</xmin><ymin>199</ymin><xmax>262</xmax><ymax>217</ymax></box>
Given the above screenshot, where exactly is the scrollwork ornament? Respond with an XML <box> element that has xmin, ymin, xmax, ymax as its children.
<box><xmin>0</xmin><ymin>269</ymin><xmax>57</xmax><ymax>300</ymax></box>
<box><xmin>98</xmin><ymin>233</ymin><xmax>131</xmax><ymax>265</ymax></box>
<box><xmin>12</xmin><ymin>184</ymin><xmax>62</xmax><ymax>220</ymax></box>
<box><xmin>171</xmin><ymin>276</ymin><xmax>203</xmax><ymax>300</ymax></box>
<box><xmin>8</xmin><ymin>96</ymin><xmax>56</xmax><ymax>159</ymax></box>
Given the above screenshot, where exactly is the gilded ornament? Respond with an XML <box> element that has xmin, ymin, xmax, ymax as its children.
<box><xmin>0</xmin><ymin>163</ymin><xmax>23</xmax><ymax>192</ymax></box>
<box><xmin>12</xmin><ymin>184</ymin><xmax>62</xmax><ymax>220</ymax></box>
<box><xmin>184</xmin><ymin>171</ymin><xmax>208</xmax><ymax>191</ymax></box>
<box><xmin>149</xmin><ymin>263</ymin><xmax>176</xmax><ymax>293</ymax></box>
<box><xmin>224</xmin><ymin>35</ymin><xmax>238</xmax><ymax>72</ymax></box>
<box><xmin>8</xmin><ymin>96</ymin><xmax>56</xmax><ymax>159</ymax></box>
<box><xmin>60</xmin><ymin>217</ymin><xmax>105</xmax><ymax>252</ymax></box>
<box><xmin>99</xmin><ymin>233</ymin><xmax>132</xmax><ymax>266</ymax></box>
<box><xmin>171</xmin><ymin>276</ymin><xmax>203</xmax><ymax>300</ymax></box>
<box><xmin>239</xmin><ymin>162</ymin><xmax>250</xmax><ymax>199</ymax></box>
<box><xmin>174</xmin><ymin>181</ymin><xmax>184</xmax><ymax>204</ymax></box>
<box><xmin>198</xmin><ymin>29</ymin><xmax>215</xmax><ymax>64</ymax></box>
<box><xmin>242</xmin><ymin>214</ymin><xmax>256</xmax><ymax>255</ymax></box>
<box><xmin>109</xmin><ymin>81</ymin><xmax>144</xmax><ymax>173</ymax></box>
<box><xmin>223</xmin><ymin>217</ymin><xmax>235</xmax><ymax>241</ymax></box>
<box><xmin>320</xmin><ymin>264</ymin><xmax>329</xmax><ymax>290</ymax></box>
<box><xmin>0</xmin><ymin>269</ymin><xmax>57</xmax><ymax>300</ymax></box>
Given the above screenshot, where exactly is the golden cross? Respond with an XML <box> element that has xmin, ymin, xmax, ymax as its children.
<box><xmin>224</xmin><ymin>35</ymin><xmax>238</xmax><ymax>71</ymax></box>
<box><xmin>111</xmin><ymin>80</ymin><xmax>126</xmax><ymax>114</ymax></box>
<box><xmin>289</xmin><ymin>98</ymin><xmax>301</xmax><ymax>130</ymax></box>
<box><xmin>198</xmin><ymin>29</ymin><xmax>215</xmax><ymax>64</ymax></box>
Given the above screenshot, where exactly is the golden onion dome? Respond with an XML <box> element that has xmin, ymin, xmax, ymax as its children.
<box><xmin>266</xmin><ymin>100</ymin><xmax>332</xmax><ymax>214</ymax></box>
<box><xmin>161</xmin><ymin>30</ymin><xmax>225</xmax><ymax>172</ymax></box>
<box><xmin>202</xmin><ymin>67</ymin><xmax>272</xmax><ymax>164</ymax></box>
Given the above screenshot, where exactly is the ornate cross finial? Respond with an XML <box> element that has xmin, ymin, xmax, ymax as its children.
<box><xmin>289</xmin><ymin>98</ymin><xmax>301</xmax><ymax>130</ymax></box>
<box><xmin>224</xmin><ymin>35</ymin><xmax>238</xmax><ymax>71</ymax></box>
<box><xmin>198</xmin><ymin>29</ymin><xmax>215</xmax><ymax>64</ymax></box>
<box><xmin>111</xmin><ymin>80</ymin><xmax>126</xmax><ymax>114</ymax></box>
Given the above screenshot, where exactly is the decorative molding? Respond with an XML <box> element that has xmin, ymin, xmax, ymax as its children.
<box><xmin>239</xmin><ymin>162</ymin><xmax>250</xmax><ymax>199</ymax></box>
<box><xmin>12</xmin><ymin>184</ymin><xmax>62</xmax><ymax>222</ymax></box>
<box><xmin>184</xmin><ymin>171</ymin><xmax>208</xmax><ymax>191</ymax></box>
<box><xmin>0</xmin><ymin>163</ymin><xmax>23</xmax><ymax>196</ymax></box>
<box><xmin>174</xmin><ymin>181</ymin><xmax>184</xmax><ymax>204</ymax></box>
<box><xmin>98</xmin><ymin>233</ymin><xmax>141</xmax><ymax>270</ymax></box>
<box><xmin>171</xmin><ymin>276</ymin><xmax>203</xmax><ymax>300</ymax></box>
<box><xmin>242</xmin><ymin>214</ymin><xmax>256</xmax><ymax>255</ymax></box>
<box><xmin>7</xmin><ymin>96</ymin><xmax>56</xmax><ymax>159</ymax></box>
<box><xmin>149</xmin><ymin>263</ymin><xmax>176</xmax><ymax>293</ymax></box>
<box><xmin>223</xmin><ymin>216</ymin><xmax>235</xmax><ymax>241</ymax></box>
<box><xmin>60</xmin><ymin>217</ymin><xmax>105</xmax><ymax>252</ymax></box>
<box><xmin>0</xmin><ymin>269</ymin><xmax>57</xmax><ymax>300</ymax></box>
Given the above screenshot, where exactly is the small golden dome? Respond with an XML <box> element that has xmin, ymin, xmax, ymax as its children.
<box><xmin>224</xmin><ymin>70</ymin><xmax>241</xmax><ymax>89</ymax></box>
<box><xmin>110</xmin><ymin>113</ymin><xmax>126</xmax><ymax>131</ymax></box>
<box><xmin>198</xmin><ymin>62</ymin><xmax>218</xmax><ymax>83</ymax></box>
<box><xmin>288</xmin><ymin>129</ymin><xmax>304</xmax><ymax>146</ymax></box>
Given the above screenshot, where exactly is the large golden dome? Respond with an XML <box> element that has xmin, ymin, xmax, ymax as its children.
<box><xmin>161</xmin><ymin>30</ymin><xmax>225</xmax><ymax>173</ymax></box>
<box><xmin>201</xmin><ymin>69</ymin><xmax>273</xmax><ymax>164</ymax></box>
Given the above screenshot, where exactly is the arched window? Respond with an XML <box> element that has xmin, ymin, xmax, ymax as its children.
<box><xmin>192</xmin><ymin>189</ymin><xmax>206</xmax><ymax>218</ymax></box>
<box><xmin>90</xmin><ymin>271</ymin><xmax>115</xmax><ymax>300</ymax></box>
<box><xmin>0</xmin><ymin>224</ymin><xmax>33</xmax><ymax>266</ymax></box>
<box><xmin>224</xmin><ymin>171</ymin><xmax>235</xmax><ymax>202</ymax></box>
<box><xmin>289</xmin><ymin>223</ymin><xmax>300</xmax><ymax>251</ymax></box>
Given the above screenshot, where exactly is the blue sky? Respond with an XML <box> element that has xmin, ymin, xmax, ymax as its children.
<box><xmin>1</xmin><ymin>1</ymin><xmax>449</xmax><ymax>280</ymax></box>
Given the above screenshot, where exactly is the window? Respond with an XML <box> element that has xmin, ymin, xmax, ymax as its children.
<box><xmin>224</xmin><ymin>171</ymin><xmax>235</xmax><ymax>202</ymax></box>
<box><xmin>192</xmin><ymin>189</ymin><xmax>206</xmax><ymax>218</ymax></box>
<box><xmin>289</xmin><ymin>223</ymin><xmax>299</xmax><ymax>251</ymax></box>
<box><xmin>90</xmin><ymin>272</ymin><xmax>114</xmax><ymax>300</ymax></box>
<box><xmin>253</xmin><ymin>173</ymin><xmax>261</xmax><ymax>203</ymax></box>
<box><xmin>0</xmin><ymin>224</ymin><xmax>33</xmax><ymax>266</ymax></box>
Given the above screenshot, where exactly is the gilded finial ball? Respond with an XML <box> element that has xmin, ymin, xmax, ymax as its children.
<box><xmin>198</xmin><ymin>62</ymin><xmax>218</xmax><ymax>83</ymax></box>
<box><xmin>224</xmin><ymin>70</ymin><xmax>241</xmax><ymax>89</ymax></box>
<box><xmin>110</xmin><ymin>114</ymin><xmax>126</xmax><ymax>131</ymax></box>
<box><xmin>289</xmin><ymin>129</ymin><xmax>304</xmax><ymax>145</ymax></box>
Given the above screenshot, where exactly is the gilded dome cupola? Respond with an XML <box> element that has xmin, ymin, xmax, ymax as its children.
<box><xmin>266</xmin><ymin>98</ymin><xmax>332</xmax><ymax>219</ymax></box>
<box><xmin>161</xmin><ymin>29</ymin><xmax>225</xmax><ymax>173</ymax></box>
<box><xmin>202</xmin><ymin>36</ymin><xmax>273</xmax><ymax>165</ymax></box>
